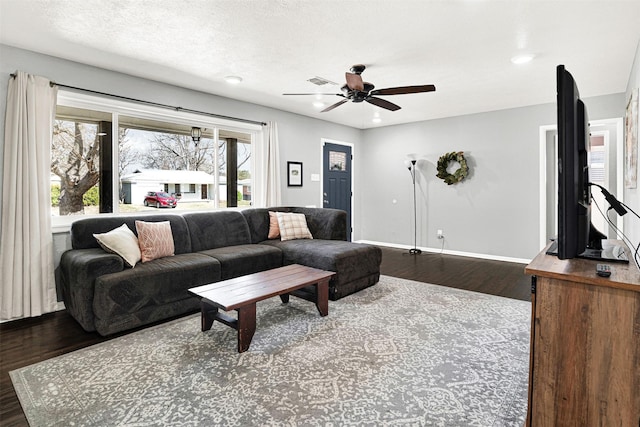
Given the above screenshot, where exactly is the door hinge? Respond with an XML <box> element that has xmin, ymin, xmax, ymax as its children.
<box><xmin>531</xmin><ymin>276</ymin><xmax>537</xmax><ymax>294</ymax></box>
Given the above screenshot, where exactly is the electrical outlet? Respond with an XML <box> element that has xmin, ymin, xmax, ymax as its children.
<box><xmin>437</xmin><ymin>229</ymin><xmax>444</xmax><ymax>239</ymax></box>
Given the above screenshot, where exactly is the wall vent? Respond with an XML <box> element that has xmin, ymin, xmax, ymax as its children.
<box><xmin>307</xmin><ymin>76</ymin><xmax>337</xmax><ymax>86</ymax></box>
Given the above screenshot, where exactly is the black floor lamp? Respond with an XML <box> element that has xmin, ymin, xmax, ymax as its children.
<box><xmin>404</xmin><ymin>158</ymin><xmax>422</xmax><ymax>255</ymax></box>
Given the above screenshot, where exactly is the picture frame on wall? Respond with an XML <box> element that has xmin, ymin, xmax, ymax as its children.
<box><xmin>625</xmin><ymin>88</ymin><xmax>638</xmax><ymax>189</ymax></box>
<box><xmin>287</xmin><ymin>161</ymin><xmax>303</xmax><ymax>187</ymax></box>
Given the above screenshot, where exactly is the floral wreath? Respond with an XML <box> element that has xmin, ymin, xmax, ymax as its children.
<box><xmin>436</xmin><ymin>151</ymin><xmax>469</xmax><ymax>185</ymax></box>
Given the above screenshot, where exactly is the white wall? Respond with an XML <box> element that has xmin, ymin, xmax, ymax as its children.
<box><xmin>624</xmin><ymin>39</ymin><xmax>640</xmax><ymax>255</ymax></box>
<box><xmin>357</xmin><ymin>94</ymin><xmax>625</xmax><ymax>261</ymax></box>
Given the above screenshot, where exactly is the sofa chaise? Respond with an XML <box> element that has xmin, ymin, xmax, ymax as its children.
<box><xmin>58</xmin><ymin>207</ymin><xmax>382</xmax><ymax>336</ymax></box>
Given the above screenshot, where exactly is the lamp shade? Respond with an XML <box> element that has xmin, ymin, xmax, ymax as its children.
<box><xmin>191</xmin><ymin>127</ymin><xmax>202</xmax><ymax>143</ymax></box>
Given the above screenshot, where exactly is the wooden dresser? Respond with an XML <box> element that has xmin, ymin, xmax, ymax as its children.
<box><xmin>524</xmin><ymin>242</ymin><xmax>640</xmax><ymax>426</ymax></box>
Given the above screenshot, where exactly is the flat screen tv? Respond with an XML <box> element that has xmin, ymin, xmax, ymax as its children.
<box><xmin>547</xmin><ymin>65</ymin><xmax>628</xmax><ymax>263</ymax></box>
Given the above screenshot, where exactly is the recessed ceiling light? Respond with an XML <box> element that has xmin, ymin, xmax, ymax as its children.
<box><xmin>224</xmin><ymin>76</ymin><xmax>243</xmax><ymax>84</ymax></box>
<box><xmin>313</xmin><ymin>101</ymin><xmax>325</xmax><ymax>108</ymax></box>
<box><xmin>511</xmin><ymin>54</ymin><xmax>535</xmax><ymax>65</ymax></box>
<box><xmin>372</xmin><ymin>117</ymin><xmax>382</xmax><ymax>123</ymax></box>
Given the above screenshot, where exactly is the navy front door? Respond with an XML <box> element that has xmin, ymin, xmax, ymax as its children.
<box><xmin>323</xmin><ymin>142</ymin><xmax>352</xmax><ymax>240</ymax></box>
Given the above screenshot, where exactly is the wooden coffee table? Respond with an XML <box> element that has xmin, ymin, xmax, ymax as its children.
<box><xmin>188</xmin><ymin>264</ymin><xmax>335</xmax><ymax>353</ymax></box>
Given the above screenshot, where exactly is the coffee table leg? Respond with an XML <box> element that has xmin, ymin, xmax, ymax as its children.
<box><xmin>279</xmin><ymin>294</ymin><xmax>290</xmax><ymax>304</ymax></box>
<box><xmin>201</xmin><ymin>301</ymin><xmax>217</xmax><ymax>331</ymax></box>
<box><xmin>315</xmin><ymin>279</ymin><xmax>329</xmax><ymax>317</ymax></box>
<box><xmin>236</xmin><ymin>303</ymin><xmax>257</xmax><ymax>353</ymax></box>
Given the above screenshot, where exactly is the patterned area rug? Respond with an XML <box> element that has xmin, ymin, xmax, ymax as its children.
<box><xmin>11</xmin><ymin>276</ymin><xmax>531</xmax><ymax>426</ymax></box>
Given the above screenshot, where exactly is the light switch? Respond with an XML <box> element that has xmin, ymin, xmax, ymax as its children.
<box><xmin>310</xmin><ymin>174</ymin><xmax>320</xmax><ymax>182</ymax></box>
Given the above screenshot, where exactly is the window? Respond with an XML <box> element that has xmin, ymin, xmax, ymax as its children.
<box><xmin>52</xmin><ymin>91</ymin><xmax>261</xmax><ymax>227</ymax></box>
<box><xmin>329</xmin><ymin>151</ymin><xmax>347</xmax><ymax>171</ymax></box>
<box><xmin>217</xmin><ymin>132</ymin><xmax>252</xmax><ymax>208</ymax></box>
<box><xmin>589</xmin><ymin>134</ymin><xmax>607</xmax><ymax>235</ymax></box>
<box><xmin>52</xmin><ymin>106</ymin><xmax>112</xmax><ymax>216</ymax></box>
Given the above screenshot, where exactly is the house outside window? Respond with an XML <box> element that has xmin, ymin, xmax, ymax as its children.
<box><xmin>51</xmin><ymin>91</ymin><xmax>261</xmax><ymax>229</ymax></box>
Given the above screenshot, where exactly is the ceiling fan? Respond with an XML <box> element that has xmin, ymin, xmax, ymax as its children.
<box><xmin>283</xmin><ymin>64</ymin><xmax>436</xmax><ymax>113</ymax></box>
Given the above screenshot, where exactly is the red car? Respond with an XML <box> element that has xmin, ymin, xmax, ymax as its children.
<box><xmin>144</xmin><ymin>191</ymin><xmax>177</xmax><ymax>208</ymax></box>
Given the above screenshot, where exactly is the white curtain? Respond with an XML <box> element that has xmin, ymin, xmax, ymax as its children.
<box><xmin>264</xmin><ymin>121</ymin><xmax>281</xmax><ymax>207</ymax></box>
<box><xmin>0</xmin><ymin>71</ymin><xmax>58</xmax><ymax>320</ymax></box>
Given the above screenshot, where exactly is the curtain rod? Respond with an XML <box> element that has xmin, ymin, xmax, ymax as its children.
<box><xmin>9</xmin><ymin>73</ymin><xmax>267</xmax><ymax>127</ymax></box>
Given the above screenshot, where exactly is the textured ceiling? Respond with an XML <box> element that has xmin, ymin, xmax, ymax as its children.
<box><xmin>1</xmin><ymin>0</ymin><xmax>639</xmax><ymax>129</ymax></box>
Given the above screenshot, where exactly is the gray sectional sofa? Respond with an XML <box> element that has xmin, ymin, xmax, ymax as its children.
<box><xmin>59</xmin><ymin>207</ymin><xmax>382</xmax><ymax>336</ymax></box>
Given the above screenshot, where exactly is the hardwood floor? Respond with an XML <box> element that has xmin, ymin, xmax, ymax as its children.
<box><xmin>0</xmin><ymin>246</ymin><xmax>532</xmax><ymax>426</ymax></box>
<box><xmin>379</xmin><ymin>246</ymin><xmax>531</xmax><ymax>301</ymax></box>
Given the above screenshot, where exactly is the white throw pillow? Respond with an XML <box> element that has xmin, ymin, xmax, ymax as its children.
<box><xmin>276</xmin><ymin>212</ymin><xmax>313</xmax><ymax>241</ymax></box>
<box><xmin>93</xmin><ymin>224</ymin><xmax>141</xmax><ymax>267</ymax></box>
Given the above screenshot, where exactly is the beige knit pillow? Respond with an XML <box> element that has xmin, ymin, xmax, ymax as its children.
<box><xmin>276</xmin><ymin>212</ymin><xmax>313</xmax><ymax>241</ymax></box>
<box><xmin>135</xmin><ymin>220</ymin><xmax>175</xmax><ymax>262</ymax></box>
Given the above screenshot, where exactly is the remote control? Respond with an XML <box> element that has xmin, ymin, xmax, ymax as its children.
<box><xmin>596</xmin><ymin>264</ymin><xmax>611</xmax><ymax>277</ymax></box>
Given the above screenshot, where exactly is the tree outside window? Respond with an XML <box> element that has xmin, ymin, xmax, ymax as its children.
<box><xmin>51</xmin><ymin>103</ymin><xmax>254</xmax><ymax>217</ymax></box>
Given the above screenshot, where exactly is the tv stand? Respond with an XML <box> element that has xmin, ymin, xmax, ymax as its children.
<box><xmin>525</xmin><ymin>241</ymin><xmax>640</xmax><ymax>425</ymax></box>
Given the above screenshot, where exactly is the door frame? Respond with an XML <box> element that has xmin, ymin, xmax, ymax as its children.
<box><xmin>538</xmin><ymin>117</ymin><xmax>624</xmax><ymax>250</ymax></box>
<box><xmin>320</xmin><ymin>138</ymin><xmax>355</xmax><ymax>238</ymax></box>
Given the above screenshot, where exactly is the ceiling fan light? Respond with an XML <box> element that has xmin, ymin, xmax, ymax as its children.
<box><xmin>283</xmin><ymin>64</ymin><xmax>435</xmax><ymax>115</ymax></box>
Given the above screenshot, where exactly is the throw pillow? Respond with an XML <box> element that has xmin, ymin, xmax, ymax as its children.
<box><xmin>135</xmin><ymin>220</ymin><xmax>175</xmax><ymax>263</ymax></box>
<box><xmin>276</xmin><ymin>212</ymin><xmax>313</xmax><ymax>241</ymax></box>
<box><xmin>268</xmin><ymin>211</ymin><xmax>280</xmax><ymax>239</ymax></box>
<box><xmin>93</xmin><ymin>224</ymin><xmax>141</xmax><ymax>267</ymax></box>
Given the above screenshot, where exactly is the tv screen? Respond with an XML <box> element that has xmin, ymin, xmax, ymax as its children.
<box><xmin>548</xmin><ymin>65</ymin><xmax>628</xmax><ymax>263</ymax></box>
<box><xmin>556</xmin><ymin>65</ymin><xmax>591</xmax><ymax>259</ymax></box>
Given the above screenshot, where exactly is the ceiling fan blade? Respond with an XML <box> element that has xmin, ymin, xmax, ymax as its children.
<box><xmin>365</xmin><ymin>97</ymin><xmax>401</xmax><ymax>111</ymax></box>
<box><xmin>345</xmin><ymin>72</ymin><xmax>364</xmax><ymax>91</ymax></box>
<box><xmin>370</xmin><ymin>85</ymin><xmax>436</xmax><ymax>96</ymax></box>
<box><xmin>282</xmin><ymin>93</ymin><xmax>339</xmax><ymax>96</ymax></box>
<box><xmin>321</xmin><ymin>99</ymin><xmax>348</xmax><ymax>113</ymax></box>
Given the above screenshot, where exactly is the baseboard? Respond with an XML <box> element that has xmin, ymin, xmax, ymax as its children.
<box><xmin>355</xmin><ymin>240</ymin><xmax>532</xmax><ymax>264</ymax></box>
